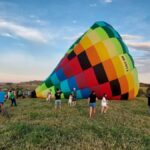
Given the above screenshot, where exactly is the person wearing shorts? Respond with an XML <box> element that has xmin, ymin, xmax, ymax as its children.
<box><xmin>88</xmin><ymin>91</ymin><xmax>98</xmax><ymax>118</ymax></box>
<box><xmin>72</xmin><ymin>88</ymin><xmax>77</xmax><ymax>106</ymax></box>
<box><xmin>55</xmin><ymin>89</ymin><xmax>62</xmax><ymax>109</ymax></box>
<box><xmin>146</xmin><ymin>88</ymin><xmax>150</xmax><ymax>114</ymax></box>
<box><xmin>46</xmin><ymin>90</ymin><xmax>52</xmax><ymax>102</ymax></box>
<box><xmin>0</xmin><ymin>102</ymin><xmax>4</xmax><ymax>113</ymax></box>
<box><xmin>101</xmin><ymin>93</ymin><xmax>108</xmax><ymax>114</ymax></box>
<box><xmin>68</xmin><ymin>93</ymin><xmax>73</xmax><ymax>106</ymax></box>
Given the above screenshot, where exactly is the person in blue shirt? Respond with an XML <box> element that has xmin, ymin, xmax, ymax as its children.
<box><xmin>0</xmin><ymin>89</ymin><xmax>5</xmax><ymax>113</ymax></box>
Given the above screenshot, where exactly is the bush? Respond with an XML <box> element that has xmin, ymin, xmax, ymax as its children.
<box><xmin>137</xmin><ymin>88</ymin><xmax>145</xmax><ymax>97</ymax></box>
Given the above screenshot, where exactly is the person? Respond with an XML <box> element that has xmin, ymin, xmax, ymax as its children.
<box><xmin>146</xmin><ymin>88</ymin><xmax>150</xmax><ymax>114</ymax></box>
<box><xmin>101</xmin><ymin>93</ymin><xmax>108</xmax><ymax>114</ymax></box>
<box><xmin>0</xmin><ymin>102</ymin><xmax>4</xmax><ymax>113</ymax></box>
<box><xmin>88</xmin><ymin>91</ymin><xmax>98</xmax><ymax>118</ymax></box>
<box><xmin>68</xmin><ymin>93</ymin><xmax>73</xmax><ymax>106</ymax></box>
<box><xmin>46</xmin><ymin>90</ymin><xmax>52</xmax><ymax>102</ymax></box>
<box><xmin>22</xmin><ymin>91</ymin><xmax>25</xmax><ymax>99</ymax></box>
<box><xmin>27</xmin><ymin>90</ymin><xmax>31</xmax><ymax>98</ymax></box>
<box><xmin>55</xmin><ymin>89</ymin><xmax>62</xmax><ymax>109</ymax></box>
<box><xmin>18</xmin><ymin>89</ymin><xmax>22</xmax><ymax>98</ymax></box>
<box><xmin>13</xmin><ymin>90</ymin><xmax>17</xmax><ymax>99</ymax></box>
<box><xmin>10</xmin><ymin>91</ymin><xmax>17</xmax><ymax>107</ymax></box>
<box><xmin>148</xmin><ymin>95</ymin><xmax>150</xmax><ymax>114</ymax></box>
<box><xmin>7</xmin><ymin>90</ymin><xmax>11</xmax><ymax>100</ymax></box>
<box><xmin>72</xmin><ymin>88</ymin><xmax>77</xmax><ymax>106</ymax></box>
<box><xmin>0</xmin><ymin>89</ymin><xmax>5</xmax><ymax>113</ymax></box>
<box><xmin>16</xmin><ymin>90</ymin><xmax>19</xmax><ymax>99</ymax></box>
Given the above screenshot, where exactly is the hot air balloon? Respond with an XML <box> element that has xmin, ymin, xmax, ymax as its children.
<box><xmin>35</xmin><ymin>21</ymin><xmax>139</xmax><ymax>100</ymax></box>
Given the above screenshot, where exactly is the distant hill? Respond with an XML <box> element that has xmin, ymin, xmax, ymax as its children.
<box><xmin>0</xmin><ymin>80</ymin><xmax>42</xmax><ymax>91</ymax></box>
<box><xmin>17</xmin><ymin>80</ymin><xmax>42</xmax><ymax>86</ymax></box>
<box><xmin>140</xmin><ymin>83</ymin><xmax>150</xmax><ymax>88</ymax></box>
<box><xmin>0</xmin><ymin>81</ymin><xmax>149</xmax><ymax>92</ymax></box>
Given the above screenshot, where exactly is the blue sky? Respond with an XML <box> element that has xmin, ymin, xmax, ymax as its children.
<box><xmin>0</xmin><ymin>0</ymin><xmax>150</xmax><ymax>83</ymax></box>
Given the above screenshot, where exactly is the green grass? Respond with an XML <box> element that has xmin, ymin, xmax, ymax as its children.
<box><xmin>0</xmin><ymin>97</ymin><xmax>150</xmax><ymax>150</ymax></box>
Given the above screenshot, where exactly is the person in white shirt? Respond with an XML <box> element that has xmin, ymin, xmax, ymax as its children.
<box><xmin>68</xmin><ymin>93</ymin><xmax>73</xmax><ymax>106</ymax></box>
<box><xmin>7</xmin><ymin>91</ymin><xmax>11</xmax><ymax>100</ymax></box>
<box><xmin>46</xmin><ymin>90</ymin><xmax>52</xmax><ymax>102</ymax></box>
<box><xmin>101</xmin><ymin>93</ymin><xmax>108</xmax><ymax>114</ymax></box>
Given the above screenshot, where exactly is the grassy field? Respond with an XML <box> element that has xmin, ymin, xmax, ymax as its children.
<box><xmin>0</xmin><ymin>97</ymin><xmax>150</xmax><ymax>150</ymax></box>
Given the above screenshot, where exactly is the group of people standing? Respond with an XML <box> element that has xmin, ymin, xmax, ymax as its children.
<box><xmin>0</xmin><ymin>89</ymin><xmax>17</xmax><ymax>114</ymax></box>
<box><xmin>88</xmin><ymin>91</ymin><xmax>108</xmax><ymax>118</ymax></box>
<box><xmin>46</xmin><ymin>88</ymin><xmax>77</xmax><ymax>109</ymax></box>
<box><xmin>46</xmin><ymin>88</ymin><xmax>108</xmax><ymax>118</ymax></box>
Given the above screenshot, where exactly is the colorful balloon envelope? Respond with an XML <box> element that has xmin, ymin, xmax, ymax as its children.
<box><xmin>35</xmin><ymin>21</ymin><xmax>139</xmax><ymax>100</ymax></box>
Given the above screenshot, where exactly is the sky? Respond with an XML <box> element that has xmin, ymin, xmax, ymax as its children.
<box><xmin>0</xmin><ymin>0</ymin><xmax>150</xmax><ymax>83</ymax></box>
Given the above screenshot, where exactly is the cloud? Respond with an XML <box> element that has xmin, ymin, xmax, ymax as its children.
<box><xmin>29</xmin><ymin>15</ymin><xmax>37</xmax><ymax>19</ymax></box>
<box><xmin>0</xmin><ymin>73</ymin><xmax>40</xmax><ymax>83</ymax></box>
<box><xmin>0</xmin><ymin>19</ymin><xmax>47</xmax><ymax>43</ymax></box>
<box><xmin>0</xmin><ymin>51</ymin><xmax>59</xmax><ymax>83</ymax></box>
<box><xmin>121</xmin><ymin>33</ymin><xmax>150</xmax><ymax>83</ymax></box>
<box><xmin>121</xmin><ymin>34</ymin><xmax>150</xmax><ymax>51</ymax></box>
<box><xmin>126</xmin><ymin>41</ymin><xmax>150</xmax><ymax>51</ymax></box>
<box><xmin>103</xmin><ymin>0</ymin><xmax>112</xmax><ymax>3</ymax></box>
<box><xmin>89</xmin><ymin>3</ymin><xmax>97</xmax><ymax>7</ymax></box>
<box><xmin>91</xmin><ymin>0</ymin><xmax>112</xmax><ymax>6</ymax></box>
<box><xmin>138</xmin><ymin>73</ymin><xmax>150</xmax><ymax>83</ymax></box>
<box><xmin>0</xmin><ymin>32</ymin><xmax>16</xmax><ymax>39</ymax></box>
<box><xmin>99</xmin><ymin>0</ymin><xmax>112</xmax><ymax>5</ymax></box>
<box><xmin>72</xmin><ymin>20</ymin><xmax>77</xmax><ymax>24</ymax></box>
<box><xmin>35</xmin><ymin>19</ymin><xmax>47</xmax><ymax>26</ymax></box>
<box><xmin>121</xmin><ymin>34</ymin><xmax>142</xmax><ymax>41</ymax></box>
<box><xmin>134</xmin><ymin>56</ymin><xmax>150</xmax><ymax>83</ymax></box>
<box><xmin>135</xmin><ymin>57</ymin><xmax>150</xmax><ymax>70</ymax></box>
<box><xmin>63</xmin><ymin>32</ymin><xmax>83</xmax><ymax>41</ymax></box>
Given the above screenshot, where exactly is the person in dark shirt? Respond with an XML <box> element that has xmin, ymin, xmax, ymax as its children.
<box><xmin>148</xmin><ymin>97</ymin><xmax>150</xmax><ymax>114</ymax></box>
<box><xmin>147</xmin><ymin>94</ymin><xmax>150</xmax><ymax>114</ymax></box>
<box><xmin>146</xmin><ymin>88</ymin><xmax>150</xmax><ymax>114</ymax></box>
<box><xmin>72</xmin><ymin>88</ymin><xmax>77</xmax><ymax>106</ymax></box>
<box><xmin>10</xmin><ymin>90</ymin><xmax>17</xmax><ymax>107</ymax></box>
<box><xmin>55</xmin><ymin>89</ymin><xmax>62</xmax><ymax>109</ymax></box>
<box><xmin>88</xmin><ymin>91</ymin><xmax>98</xmax><ymax>118</ymax></box>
